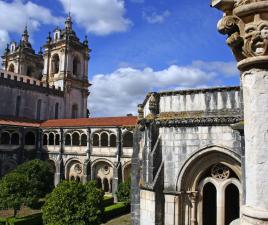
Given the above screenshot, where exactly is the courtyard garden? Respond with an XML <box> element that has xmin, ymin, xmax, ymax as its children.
<box><xmin>0</xmin><ymin>160</ymin><xmax>131</xmax><ymax>225</ymax></box>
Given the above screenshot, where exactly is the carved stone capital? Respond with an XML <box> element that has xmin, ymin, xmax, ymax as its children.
<box><xmin>212</xmin><ymin>0</ymin><xmax>268</xmax><ymax>71</ymax></box>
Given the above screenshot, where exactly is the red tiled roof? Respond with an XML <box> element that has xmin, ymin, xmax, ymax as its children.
<box><xmin>41</xmin><ymin>116</ymin><xmax>138</xmax><ymax>128</ymax></box>
<box><xmin>0</xmin><ymin>117</ymin><xmax>41</xmax><ymax>127</ymax></box>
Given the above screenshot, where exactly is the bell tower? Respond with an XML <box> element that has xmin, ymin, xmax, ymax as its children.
<box><xmin>42</xmin><ymin>14</ymin><xmax>91</xmax><ymax>118</ymax></box>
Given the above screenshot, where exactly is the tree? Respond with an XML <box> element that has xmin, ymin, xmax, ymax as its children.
<box><xmin>15</xmin><ymin>159</ymin><xmax>54</xmax><ymax>198</ymax></box>
<box><xmin>116</xmin><ymin>179</ymin><xmax>131</xmax><ymax>204</ymax></box>
<box><xmin>42</xmin><ymin>181</ymin><xmax>104</xmax><ymax>225</ymax></box>
<box><xmin>0</xmin><ymin>172</ymin><xmax>28</xmax><ymax>217</ymax></box>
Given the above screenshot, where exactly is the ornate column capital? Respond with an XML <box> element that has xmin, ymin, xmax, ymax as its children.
<box><xmin>212</xmin><ymin>0</ymin><xmax>268</xmax><ymax>71</ymax></box>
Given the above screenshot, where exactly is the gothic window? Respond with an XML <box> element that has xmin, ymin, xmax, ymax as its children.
<box><xmin>123</xmin><ymin>132</ymin><xmax>133</xmax><ymax>147</ymax></box>
<box><xmin>55</xmin><ymin>134</ymin><xmax>60</xmax><ymax>145</ymax></box>
<box><xmin>36</xmin><ymin>99</ymin><xmax>42</xmax><ymax>120</ymax></box>
<box><xmin>72</xmin><ymin>132</ymin><xmax>80</xmax><ymax>146</ymax></box>
<box><xmin>65</xmin><ymin>134</ymin><xmax>71</xmax><ymax>146</ymax></box>
<box><xmin>15</xmin><ymin>96</ymin><xmax>21</xmax><ymax>117</ymax></box>
<box><xmin>1</xmin><ymin>132</ymin><xmax>10</xmax><ymax>145</ymax></box>
<box><xmin>55</xmin><ymin>103</ymin><xmax>59</xmax><ymax>119</ymax></box>
<box><xmin>51</xmin><ymin>54</ymin><xmax>60</xmax><ymax>74</ymax></box>
<box><xmin>73</xmin><ymin>57</ymin><xmax>80</xmax><ymax>76</ymax></box>
<box><xmin>49</xmin><ymin>133</ymin><xmax>55</xmax><ymax>145</ymax></box>
<box><xmin>25</xmin><ymin>131</ymin><xmax>35</xmax><ymax>145</ymax></box>
<box><xmin>8</xmin><ymin>64</ymin><xmax>15</xmax><ymax>72</ymax></box>
<box><xmin>11</xmin><ymin>133</ymin><xmax>19</xmax><ymax>145</ymax></box>
<box><xmin>101</xmin><ymin>133</ymin><xmax>108</xmax><ymax>147</ymax></box>
<box><xmin>43</xmin><ymin>134</ymin><xmax>48</xmax><ymax>145</ymax></box>
<box><xmin>110</xmin><ymin>134</ymin><xmax>116</xmax><ymax>147</ymax></box>
<box><xmin>72</xmin><ymin>104</ymin><xmax>78</xmax><ymax>118</ymax></box>
<box><xmin>93</xmin><ymin>133</ymin><xmax>99</xmax><ymax>146</ymax></box>
<box><xmin>81</xmin><ymin>134</ymin><xmax>87</xmax><ymax>146</ymax></box>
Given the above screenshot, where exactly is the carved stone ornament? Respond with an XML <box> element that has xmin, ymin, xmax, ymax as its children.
<box><xmin>211</xmin><ymin>164</ymin><xmax>230</xmax><ymax>180</ymax></box>
<box><xmin>212</xmin><ymin>0</ymin><xmax>268</xmax><ymax>70</ymax></box>
<box><xmin>138</xmin><ymin>104</ymin><xmax>144</xmax><ymax>120</ymax></box>
<box><xmin>74</xmin><ymin>164</ymin><xmax>82</xmax><ymax>174</ymax></box>
<box><xmin>149</xmin><ymin>92</ymin><xmax>159</xmax><ymax>116</ymax></box>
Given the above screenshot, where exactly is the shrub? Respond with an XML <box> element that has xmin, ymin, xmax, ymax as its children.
<box><xmin>103</xmin><ymin>202</ymin><xmax>130</xmax><ymax>221</ymax></box>
<box><xmin>42</xmin><ymin>181</ymin><xmax>104</xmax><ymax>225</ymax></box>
<box><xmin>116</xmin><ymin>179</ymin><xmax>131</xmax><ymax>204</ymax></box>
<box><xmin>0</xmin><ymin>172</ymin><xmax>28</xmax><ymax>217</ymax></box>
<box><xmin>102</xmin><ymin>196</ymin><xmax>114</xmax><ymax>207</ymax></box>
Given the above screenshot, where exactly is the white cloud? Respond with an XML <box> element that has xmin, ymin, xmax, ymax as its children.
<box><xmin>89</xmin><ymin>64</ymin><xmax>218</xmax><ymax>117</ymax></box>
<box><xmin>59</xmin><ymin>0</ymin><xmax>132</xmax><ymax>35</ymax></box>
<box><xmin>143</xmin><ymin>10</ymin><xmax>170</xmax><ymax>24</ymax></box>
<box><xmin>0</xmin><ymin>0</ymin><xmax>63</xmax><ymax>62</ymax></box>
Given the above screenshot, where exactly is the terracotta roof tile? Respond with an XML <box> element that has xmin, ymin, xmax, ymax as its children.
<box><xmin>41</xmin><ymin>116</ymin><xmax>138</xmax><ymax>128</ymax></box>
<box><xmin>0</xmin><ymin>117</ymin><xmax>41</xmax><ymax>127</ymax></box>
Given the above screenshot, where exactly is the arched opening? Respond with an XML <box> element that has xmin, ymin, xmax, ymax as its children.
<box><xmin>225</xmin><ymin>184</ymin><xmax>240</xmax><ymax>225</ymax></box>
<box><xmin>8</xmin><ymin>64</ymin><xmax>15</xmax><ymax>72</ymax></box>
<box><xmin>1</xmin><ymin>132</ymin><xmax>10</xmax><ymax>145</ymax></box>
<box><xmin>103</xmin><ymin>178</ymin><xmax>109</xmax><ymax>192</ymax></box>
<box><xmin>36</xmin><ymin>99</ymin><xmax>42</xmax><ymax>120</ymax></box>
<box><xmin>203</xmin><ymin>182</ymin><xmax>217</xmax><ymax>225</ymax></box>
<box><xmin>110</xmin><ymin>179</ymin><xmax>113</xmax><ymax>193</ymax></box>
<box><xmin>11</xmin><ymin>133</ymin><xmax>19</xmax><ymax>145</ymax></box>
<box><xmin>49</xmin><ymin>133</ymin><xmax>55</xmax><ymax>145</ymax></box>
<box><xmin>101</xmin><ymin>133</ymin><xmax>108</xmax><ymax>147</ymax></box>
<box><xmin>25</xmin><ymin>131</ymin><xmax>35</xmax><ymax>145</ymax></box>
<box><xmin>81</xmin><ymin>134</ymin><xmax>87</xmax><ymax>146</ymax></box>
<box><xmin>72</xmin><ymin>104</ymin><xmax>78</xmax><ymax>118</ymax></box>
<box><xmin>70</xmin><ymin>176</ymin><xmax>75</xmax><ymax>181</ymax></box>
<box><xmin>93</xmin><ymin>133</ymin><xmax>99</xmax><ymax>146</ymax></box>
<box><xmin>51</xmin><ymin>54</ymin><xmax>60</xmax><ymax>74</ymax></box>
<box><xmin>110</xmin><ymin>134</ymin><xmax>116</xmax><ymax>147</ymax></box>
<box><xmin>96</xmin><ymin>177</ymin><xmax>102</xmax><ymax>189</ymax></box>
<box><xmin>43</xmin><ymin>134</ymin><xmax>48</xmax><ymax>145</ymax></box>
<box><xmin>123</xmin><ymin>132</ymin><xmax>133</xmax><ymax>147</ymax></box>
<box><xmin>76</xmin><ymin>176</ymin><xmax>81</xmax><ymax>182</ymax></box>
<box><xmin>26</xmin><ymin>66</ymin><xmax>33</xmax><ymax>76</ymax></box>
<box><xmin>55</xmin><ymin>103</ymin><xmax>59</xmax><ymax>119</ymax></box>
<box><xmin>65</xmin><ymin>134</ymin><xmax>71</xmax><ymax>146</ymax></box>
<box><xmin>55</xmin><ymin>134</ymin><xmax>60</xmax><ymax>145</ymax></box>
<box><xmin>66</xmin><ymin>161</ymin><xmax>83</xmax><ymax>181</ymax></box>
<box><xmin>73</xmin><ymin>57</ymin><xmax>80</xmax><ymax>76</ymax></box>
<box><xmin>72</xmin><ymin>133</ymin><xmax>80</xmax><ymax>146</ymax></box>
<box><xmin>15</xmin><ymin>96</ymin><xmax>21</xmax><ymax>117</ymax></box>
<box><xmin>47</xmin><ymin>160</ymin><xmax>56</xmax><ymax>174</ymax></box>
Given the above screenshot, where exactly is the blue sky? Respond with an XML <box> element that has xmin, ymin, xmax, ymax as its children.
<box><xmin>0</xmin><ymin>0</ymin><xmax>240</xmax><ymax>116</ymax></box>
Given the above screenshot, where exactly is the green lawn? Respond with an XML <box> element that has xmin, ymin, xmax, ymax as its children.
<box><xmin>102</xmin><ymin>213</ymin><xmax>131</xmax><ymax>225</ymax></box>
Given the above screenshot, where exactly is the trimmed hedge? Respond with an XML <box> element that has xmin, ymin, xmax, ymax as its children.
<box><xmin>0</xmin><ymin>213</ymin><xmax>42</xmax><ymax>225</ymax></box>
<box><xmin>103</xmin><ymin>202</ymin><xmax>130</xmax><ymax>222</ymax></box>
<box><xmin>103</xmin><ymin>196</ymin><xmax>114</xmax><ymax>207</ymax></box>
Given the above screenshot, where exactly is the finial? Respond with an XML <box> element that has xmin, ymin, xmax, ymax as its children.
<box><xmin>21</xmin><ymin>25</ymin><xmax>29</xmax><ymax>43</ymax></box>
<box><xmin>38</xmin><ymin>47</ymin><xmax>43</xmax><ymax>55</ymax></box>
<box><xmin>65</xmin><ymin>11</ymin><xmax>73</xmax><ymax>30</ymax></box>
<box><xmin>5</xmin><ymin>43</ymin><xmax>10</xmax><ymax>54</ymax></box>
<box><xmin>83</xmin><ymin>35</ymin><xmax>88</xmax><ymax>46</ymax></box>
<box><xmin>46</xmin><ymin>31</ymin><xmax>52</xmax><ymax>43</ymax></box>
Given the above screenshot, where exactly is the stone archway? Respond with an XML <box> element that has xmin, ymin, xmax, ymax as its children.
<box><xmin>65</xmin><ymin>159</ymin><xmax>83</xmax><ymax>182</ymax></box>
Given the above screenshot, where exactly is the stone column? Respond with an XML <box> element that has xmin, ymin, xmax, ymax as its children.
<box><xmin>54</xmin><ymin>128</ymin><xmax>64</xmax><ymax>186</ymax></box>
<box><xmin>82</xmin><ymin>127</ymin><xmax>91</xmax><ymax>184</ymax></box>
<box><xmin>112</xmin><ymin>127</ymin><xmax>122</xmax><ymax>202</ymax></box>
<box><xmin>212</xmin><ymin>1</ymin><xmax>268</xmax><ymax>224</ymax></box>
<box><xmin>35</xmin><ymin>129</ymin><xmax>42</xmax><ymax>160</ymax></box>
<box><xmin>189</xmin><ymin>192</ymin><xmax>198</xmax><ymax>225</ymax></box>
<box><xmin>19</xmin><ymin>127</ymin><xmax>25</xmax><ymax>163</ymax></box>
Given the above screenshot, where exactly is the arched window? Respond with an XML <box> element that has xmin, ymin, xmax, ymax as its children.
<box><xmin>1</xmin><ymin>132</ymin><xmax>10</xmax><ymax>145</ymax></box>
<box><xmin>72</xmin><ymin>104</ymin><xmax>78</xmax><ymax>118</ymax></box>
<box><xmin>55</xmin><ymin>103</ymin><xmax>59</xmax><ymax>119</ymax></box>
<box><xmin>65</xmin><ymin>134</ymin><xmax>71</xmax><ymax>146</ymax></box>
<box><xmin>110</xmin><ymin>134</ymin><xmax>116</xmax><ymax>147</ymax></box>
<box><xmin>101</xmin><ymin>133</ymin><xmax>108</xmax><ymax>147</ymax></box>
<box><xmin>43</xmin><ymin>134</ymin><xmax>48</xmax><ymax>145</ymax></box>
<box><xmin>26</xmin><ymin>66</ymin><xmax>33</xmax><ymax>76</ymax></box>
<box><xmin>25</xmin><ymin>132</ymin><xmax>35</xmax><ymax>145</ymax></box>
<box><xmin>93</xmin><ymin>133</ymin><xmax>99</xmax><ymax>146</ymax></box>
<box><xmin>81</xmin><ymin>134</ymin><xmax>87</xmax><ymax>146</ymax></box>
<box><xmin>15</xmin><ymin>96</ymin><xmax>21</xmax><ymax>117</ymax></box>
<box><xmin>49</xmin><ymin>133</ymin><xmax>55</xmax><ymax>145</ymax></box>
<box><xmin>55</xmin><ymin>134</ymin><xmax>60</xmax><ymax>145</ymax></box>
<box><xmin>123</xmin><ymin>132</ymin><xmax>133</xmax><ymax>147</ymax></box>
<box><xmin>36</xmin><ymin>99</ymin><xmax>42</xmax><ymax>120</ymax></box>
<box><xmin>8</xmin><ymin>64</ymin><xmax>15</xmax><ymax>72</ymax></box>
<box><xmin>11</xmin><ymin>133</ymin><xmax>19</xmax><ymax>145</ymax></box>
<box><xmin>51</xmin><ymin>54</ymin><xmax>60</xmax><ymax>74</ymax></box>
<box><xmin>72</xmin><ymin>132</ymin><xmax>80</xmax><ymax>146</ymax></box>
<box><xmin>73</xmin><ymin>57</ymin><xmax>80</xmax><ymax>76</ymax></box>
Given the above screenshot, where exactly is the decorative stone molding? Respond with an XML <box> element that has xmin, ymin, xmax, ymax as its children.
<box><xmin>212</xmin><ymin>0</ymin><xmax>268</xmax><ymax>70</ymax></box>
<box><xmin>148</xmin><ymin>92</ymin><xmax>159</xmax><ymax>116</ymax></box>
